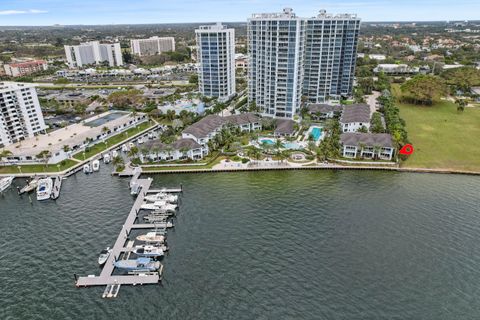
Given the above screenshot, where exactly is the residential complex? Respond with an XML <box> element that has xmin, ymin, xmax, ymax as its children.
<box><xmin>64</xmin><ymin>41</ymin><xmax>123</xmax><ymax>68</ymax></box>
<box><xmin>248</xmin><ymin>8</ymin><xmax>305</xmax><ymax>119</ymax></box>
<box><xmin>340</xmin><ymin>104</ymin><xmax>371</xmax><ymax>132</ymax></box>
<box><xmin>340</xmin><ymin>132</ymin><xmax>395</xmax><ymax>160</ymax></box>
<box><xmin>0</xmin><ymin>82</ymin><xmax>46</xmax><ymax>148</ymax></box>
<box><xmin>130</xmin><ymin>37</ymin><xmax>176</xmax><ymax>56</ymax></box>
<box><xmin>303</xmin><ymin>10</ymin><xmax>360</xmax><ymax>103</ymax></box>
<box><xmin>195</xmin><ymin>23</ymin><xmax>236</xmax><ymax>101</ymax></box>
<box><xmin>248</xmin><ymin>8</ymin><xmax>360</xmax><ymax>118</ymax></box>
<box><xmin>3</xmin><ymin>60</ymin><xmax>48</xmax><ymax>77</ymax></box>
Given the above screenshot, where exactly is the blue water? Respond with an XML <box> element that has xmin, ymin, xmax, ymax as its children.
<box><xmin>310</xmin><ymin>127</ymin><xmax>322</xmax><ymax>141</ymax></box>
<box><xmin>259</xmin><ymin>139</ymin><xmax>275</xmax><ymax>145</ymax></box>
<box><xmin>283</xmin><ymin>142</ymin><xmax>302</xmax><ymax>150</ymax></box>
<box><xmin>84</xmin><ymin>111</ymin><xmax>127</xmax><ymax>127</ymax></box>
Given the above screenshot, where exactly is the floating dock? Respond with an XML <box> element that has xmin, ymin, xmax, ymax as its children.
<box><xmin>75</xmin><ymin>168</ymin><xmax>182</xmax><ymax>298</ymax></box>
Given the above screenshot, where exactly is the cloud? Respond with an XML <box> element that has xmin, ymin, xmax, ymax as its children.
<box><xmin>0</xmin><ymin>9</ymin><xmax>48</xmax><ymax>15</ymax></box>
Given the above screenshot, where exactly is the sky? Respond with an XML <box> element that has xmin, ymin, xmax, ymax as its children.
<box><xmin>0</xmin><ymin>0</ymin><xmax>479</xmax><ymax>26</ymax></box>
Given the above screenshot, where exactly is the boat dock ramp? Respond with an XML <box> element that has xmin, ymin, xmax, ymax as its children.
<box><xmin>75</xmin><ymin>170</ymin><xmax>183</xmax><ymax>298</ymax></box>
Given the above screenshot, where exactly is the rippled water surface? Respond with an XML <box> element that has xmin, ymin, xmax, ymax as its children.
<box><xmin>1</xmin><ymin>169</ymin><xmax>480</xmax><ymax>319</ymax></box>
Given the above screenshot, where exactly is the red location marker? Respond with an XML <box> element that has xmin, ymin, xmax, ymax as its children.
<box><xmin>399</xmin><ymin>144</ymin><xmax>414</xmax><ymax>155</ymax></box>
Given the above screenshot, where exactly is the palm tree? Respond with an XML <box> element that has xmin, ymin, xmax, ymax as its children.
<box><xmin>274</xmin><ymin>139</ymin><xmax>284</xmax><ymax>155</ymax></box>
<box><xmin>128</xmin><ymin>146</ymin><xmax>139</xmax><ymax>162</ymax></box>
<box><xmin>373</xmin><ymin>145</ymin><xmax>381</xmax><ymax>160</ymax></box>
<box><xmin>36</xmin><ymin>150</ymin><xmax>52</xmax><ymax>169</ymax></box>
<box><xmin>151</xmin><ymin>146</ymin><xmax>160</xmax><ymax>162</ymax></box>
<box><xmin>0</xmin><ymin>149</ymin><xmax>13</xmax><ymax>166</ymax></box>
<box><xmin>112</xmin><ymin>155</ymin><xmax>124</xmax><ymax>171</ymax></box>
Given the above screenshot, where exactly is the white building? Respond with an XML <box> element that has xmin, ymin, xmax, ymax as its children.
<box><xmin>248</xmin><ymin>8</ymin><xmax>305</xmax><ymax>119</ymax></box>
<box><xmin>340</xmin><ymin>132</ymin><xmax>395</xmax><ymax>160</ymax></box>
<box><xmin>195</xmin><ymin>23</ymin><xmax>236</xmax><ymax>101</ymax></box>
<box><xmin>340</xmin><ymin>104</ymin><xmax>371</xmax><ymax>133</ymax></box>
<box><xmin>0</xmin><ymin>82</ymin><xmax>47</xmax><ymax>148</ymax></box>
<box><xmin>4</xmin><ymin>60</ymin><xmax>48</xmax><ymax>77</ymax></box>
<box><xmin>64</xmin><ymin>41</ymin><xmax>123</xmax><ymax>68</ymax></box>
<box><xmin>130</xmin><ymin>37</ymin><xmax>176</xmax><ymax>56</ymax></box>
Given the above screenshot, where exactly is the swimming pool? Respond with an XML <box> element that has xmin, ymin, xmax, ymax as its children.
<box><xmin>310</xmin><ymin>127</ymin><xmax>323</xmax><ymax>141</ymax></box>
<box><xmin>283</xmin><ymin>142</ymin><xmax>302</xmax><ymax>150</ymax></box>
<box><xmin>84</xmin><ymin>112</ymin><xmax>127</xmax><ymax>127</ymax></box>
<box><xmin>259</xmin><ymin>139</ymin><xmax>275</xmax><ymax>145</ymax></box>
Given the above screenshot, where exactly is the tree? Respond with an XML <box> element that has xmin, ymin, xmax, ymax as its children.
<box><xmin>455</xmin><ymin>99</ymin><xmax>467</xmax><ymax>112</ymax></box>
<box><xmin>172</xmin><ymin>119</ymin><xmax>184</xmax><ymax>132</ymax></box>
<box><xmin>357</xmin><ymin>125</ymin><xmax>369</xmax><ymax>133</ymax></box>
<box><xmin>36</xmin><ymin>150</ymin><xmax>52</xmax><ymax>168</ymax></box>
<box><xmin>442</xmin><ymin>67</ymin><xmax>480</xmax><ymax>93</ymax></box>
<box><xmin>400</xmin><ymin>75</ymin><xmax>448</xmax><ymax>105</ymax></box>
<box><xmin>128</xmin><ymin>146</ymin><xmax>139</xmax><ymax>159</ymax></box>
<box><xmin>370</xmin><ymin>112</ymin><xmax>385</xmax><ymax>133</ymax></box>
<box><xmin>112</xmin><ymin>155</ymin><xmax>125</xmax><ymax>171</ymax></box>
<box><xmin>189</xmin><ymin>74</ymin><xmax>198</xmax><ymax>84</ymax></box>
<box><xmin>274</xmin><ymin>139</ymin><xmax>284</xmax><ymax>156</ymax></box>
<box><xmin>0</xmin><ymin>149</ymin><xmax>13</xmax><ymax>166</ymax></box>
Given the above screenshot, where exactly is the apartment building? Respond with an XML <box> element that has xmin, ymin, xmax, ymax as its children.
<box><xmin>4</xmin><ymin>60</ymin><xmax>48</xmax><ymax>77</ymax></box>
<box><xmin>195</xmin><ymin>23</ymin><xmax>236</xmax><ymax>101</ymax></box>
<box><xmin>64</xmin><ymin>41</ymin><xmax>123</xmax><ymax>68</ymax></box>
<box><xmin>130</xmin><ymin>37</ymin><xmax>176</xmax><ymax>56</ymax></box>
<box><xmin>248</xmin><ymin>8</ymin><xmax>360</xmax><ymax>118</ymax></box>
<box><xmin>0</xmin><ymin>82</ymin><xmax>46</xmax><ymax>148</ymax></box>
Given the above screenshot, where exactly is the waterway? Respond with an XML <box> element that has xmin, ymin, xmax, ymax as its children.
<box><xmin>1</xmin><ymin>168</ymin><xmax>480</xmax><ymax>319</ymax></box>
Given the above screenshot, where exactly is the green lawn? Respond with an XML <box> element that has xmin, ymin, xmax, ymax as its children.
<box><xmin>73</xmin><ymin>121</ymin><xmax>153</xmax><ymax>160</ymax></box>
<box><xmin>0</xmin><ymin>159</ymin><xmax>78</xmax><ymax>174</ymax></box>
<box><xmin>399</xmin><ymin>101</ymin><xmax>480</xmax><ymax>171</ymax></box>
<box><xmin>141</xmin><ymin>155</ymin><xmax>226</xmax><ymax>172</ymax></box>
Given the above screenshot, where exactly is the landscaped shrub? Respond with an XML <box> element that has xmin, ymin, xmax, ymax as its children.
<box><xmin>241</xmin><ymin>158</ymin><xmax>250</xmax><ymax>164</ymax></box>
<box><xmin>232</xmin><ymin>155</ymin><xmax>241</xmax><ymax>162</ymax></box>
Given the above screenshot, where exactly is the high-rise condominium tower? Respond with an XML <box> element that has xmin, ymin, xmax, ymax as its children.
<box><xmin>248</xmin><ymin>8</ymin><xmax>360</xmax><ymax>118</ymax></box>
<box><xmin>195</xmin><ymin>23</ymin><xmax>236</xmax><ymax>101</ymax></box>
<box><xmin>303</xmin><ymin>10</ymin><xmax>360</xmax><ymax>103</ymax></box>
<box><xmin>248</xmin><ymin>8</ymin><xmax>305</xmax><ymax>119</ymax></box>
<box><xmin>130</xmin><ymin>37</ymin><xmax>176</xmax><ymax>56</ymax></box>
<box><xmin>64</xmin><ymin>41</ymin><xmax>123</xmax><ymax>68</ymax></box>
<box><xmin>0</xmin><ymin>82</ymin><xmax>46</xmax><ymax>147</ymax></box>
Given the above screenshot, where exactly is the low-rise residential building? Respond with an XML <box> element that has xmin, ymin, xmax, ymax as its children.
<box><xmin>374</xmin><ymin>64</ymin><xmax>419</xmax><ymax>75</ymax></box>
<box><xmin>182</xmin><ymin>113</ymin><xmax>261</xmax><ymax>147</ymax></box>
<box><xmin>4</xmin><ymin>111</ymin><xmax>147</xmax><ymax>165</ymax></box>
<box><xmin>274</xmin><ymin>119</ymin><xmax>297</xmax><ymax>137</ymax></box>
<box><xmin>307</xmin><ymin>104</ymin><xmax>343</xmax><ymax>120</ymax></box>
<box><xmin>141</xmin><ymin>138</ymin><xmax>205</xmax><ymax>162</ymax></box>
<box><xmin>340</xmin><ymin>104</ymin><xmax>371</xmax><ymax>133</ymax></box>
<box><xmin>340</xmin><ymin>132</ymin><xmax>395</xmax><ymax>160</ymax></box>
<box><xmin>130</xmin><ymin>37</ymin><xmax>175</xmax><ymax>56</ymax></box>
<box><xmin>4</xmin><ymin>60</ymin><xmax>48</xmax><ymax>77</ymax></box>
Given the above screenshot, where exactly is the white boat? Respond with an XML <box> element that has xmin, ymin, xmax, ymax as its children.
<box><xmin>140</xmin><ymin>202</ymin><xmax>177</xmax><ymax>211</ymax></box>
<box><xmin>131</xmin><ymin>182</ymin><xmax>141</xmax><ymax>195</ymax></box>
<box><xmin>20</xmin><ymin>178</ymin><xmax>38</xmax><ymax>194</ymax></box>
<box><xmin>83</xmin><ymin>163</ymin><xmax>92</xmax><ymax>174</ymax></box>
<box><xmin>92</xmin><ymin>160</ymin><xmax>100</xmax><ymax>172</ymax></box>
<box><xmin>143</xmin><ymin>219</ymin><xmax>174</xmax><ymax>228</ymax></box>
<box><xmin>36</xmin><ymin>177</ymin><xmax>53</xmax><ymax>201</ymax></box>
<box><xmin>0</xmin><ymin>176</ymin><xmax>14</xmax><ymax>192</ymax></box>
<box><xmin>103</xmin><ymin>153</ymin><xmax>111</xmax><ymax>164</ymax></box>
<box><xmin>133</xmin><ymin>245</ymin><xmax>164</xmax><ymax>258</ymax></box>
<box><xmin>144</xmin><ymin>193</ymin><xmax>178</xmax><ymax>203</ymax></box>
<box><xmin>136</xmin><ymin>232</ymin><xmax>165</xmax><ymax>243</ymax></box>
<box><xmin>98</xmin><ymin>247</ymin><xmax>112</xmax><ymax>266</ymax></box>
<box><xmin>112</xmin><ymin>150</ymin><xmax>118</xmax><ymax>158</ymax></box>
<box><xmin>114</xmin><ymin>258</ymin><xmax>160</xmax><ymax>272</ymax></box>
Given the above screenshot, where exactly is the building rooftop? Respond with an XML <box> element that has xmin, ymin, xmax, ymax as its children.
<box><xmin>340</xmin><ymin>132</ymin><xmax>394</xmax><ymax>148</ymax></box>
<box><xmin>340</xmin><ymin>104</ymin><xmax>371</xmax><ymax>123</ymax></box>
<box><xmin>274</xmin><ymin>119</ymin><xmax>296</xmax><ymax>135</ymax></box>
<box><xmin>143</xmin><ymin>138</ymin><xmax>201</xmax><ymax>151</ymax></box>
<box><xmin>183</xmin><ymin>113</ymin><xmax>260</xmax><ymax>139</ymax></box>
<box><xmin>307</xmin><ymin>104</ymin><xmax>343</xmax><ymax>114</ymax></box>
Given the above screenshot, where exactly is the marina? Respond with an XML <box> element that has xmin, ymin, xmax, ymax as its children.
<box><xmin>75</xmin><ymin>171</ymin><xmax>183</xmax><ymax>298</ymax></box>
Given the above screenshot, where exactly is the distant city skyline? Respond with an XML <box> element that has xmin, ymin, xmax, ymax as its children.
<box><xmin>0</xmin><ymin>0</ymin><xmax>479</xmax><ymax>26</ymax></box>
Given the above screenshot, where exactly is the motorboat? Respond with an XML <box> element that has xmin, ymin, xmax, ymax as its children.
<box><xmin>36</xmin><ymin>177</ymin><xmax>53</xmax><ymax>201</ymax></box>
<box><xmin>98</xmin><ymin>247</ymin><xmax>112</xmax><ymax>266</ymax></box>
<box><xmin>20</xmin><ymin>178</ymin><xmax>38</xmax><ymax>194</ymax></box>
<box><xmin>114</xmin><ymin>257</ymin><xmax>160</xmax><ymax>272</ymax></box>
<box><xmin>140</xmin><ymin>202</ymin><xmax>177</xmax><ymax>212</ymax></box>
<box><xmin>144</xmin><ymin>193</ymin><xmax>178</xmax><ymax>203</ymax></box>
<box><xmin>92</xmin><ymin>160</ymin><xmax>100</xmax><ymax>172</ymax></box>
<box><xmin>83</xmin><ymin>163</ymin><xmax>92</xmax><ymax>174</ymax></box>
<box><xmin>143</xmin><ymin>218</ymin><xmax>174</xmax><ymax>228</ymax></box>
<box><xmin>133</xmin><ymin>245</ymin><xmax>164</xmax><ymax>258</ymax></box>
<box><xmin>136</xmin><ymin>232</ymin><xmax>165</xmax><ymax>243</ymax></box>
<box><xmin>131</xmin><ymin>182</ymin><xmax>141</xmax><ymax>195</ymax></box>
<box><xmin>112</xmin><ymin>150</ymin><xmax>119</xmax><ymax>158</ymax></box>
<box><xmin>103</xmin><ymin>153</ymin><xmax>111</xmax><ymax>164</ymax></box>
<box><xmin>0</xmin><ymin>176</ymin><xmax>14</xmax><ymax>192</ymax></box>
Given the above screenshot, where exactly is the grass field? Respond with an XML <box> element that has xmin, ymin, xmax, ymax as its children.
<box><xmin>0</xmin><ymin>159</ymin><xmax>78</xmax><ymax>174</ymax></box>
<box><xmin>72</xmin><ymin>121</ymin><xmax>153</xmax><ymax>161</ymax></box>
<box><xmin>399</xmin><ymin>100</ymin><xmax>480</xmax><ymax>171</ymax></box>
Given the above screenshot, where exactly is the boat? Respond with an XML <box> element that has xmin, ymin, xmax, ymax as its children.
<box><xmin>121</xmin><ymin>144</ymin><xmax>129</xmax><ymax>152</ymax></box>
<box><xmin>98</xmin><ymin>247</ymin><xmax>112</xmax><ymax>266</ymax></box>
<box><xmin>83</xmin><ymin>163</ymin><xmax>92</xmax><ymax>174</ymax></box>
<box><xmin>144</xmin><ymin>193</ymin><xmax>178</xmax><ymax>203</ymax></box>
<box><xmin>92</xmin><ymin>160</ymin><xmax>100</xmax><ymax>172</ymax></box>
<box><xmin>131</xmin><ymin>182</ymin><xmax>141</xmax><ymax>195</ymax></box>
<box><xmin>36</xmin><ymin>177</ymin><xmax>53</xmax><ymax>201</ymax></box>
<box><xmin>103</xmin><ymin>153</ymin><xmax>111</xmax><ymax>164</ymax></box>
<box><xmin>136</xmin><ymin>232</ymin><xmax>165</xmax><ymax>243</ymax></box>
<box><xmin>143</xmin><ymin>218</ymin><xmax>174</xmax><ymax>228</ymax></box>
<box><xmin>112</xmin><ymin>150</ymin><xmax>119</xmax><ymax>158</ymax></box>
<box><xmin>0</xmin><ymin>176</ymin><xmax>14</xmax><ymax>192</ymax></box>
<box><xmin>133</xmin><ymin>245</ymin><xmax>164</xmax><ymax>258</ymax></box>
<box><xmin>114</xmin><ymin>257</ymin><xmax>160</xmax><ymax>272</ymax></box>
<box><xmin>19</xmin><ymin>178</ymin><xmax>38</xmax><ymax>194</ymax></box>
<box><xmin>140</xmin><ymin>202</ymin><xmax>177</xmax><ymax>211</ymax></box>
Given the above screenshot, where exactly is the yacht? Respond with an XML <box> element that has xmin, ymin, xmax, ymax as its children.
<box><xmin>83</xmin><ymin>163</ymin><xmax>92</xmax><ymax>174</ymax></box>
<box><xmin>136</xmin><ymin>232</ymin><xmax>165</xmax><ymax>243</ymax></box>
<box><xmin>0</xmin><ymin>176</ymin><xmax>14</xmax><ymax>192</ymax></box>
<box><xmin>144</xmin><ymin>193</ymin><xmax>178</xmax><ymax>203</ymax></box>
<box><xmin>92</xmin><ymin>160</ymin><xmax>100</xmax><ymax>172</ymax></box>
<box><xmin>103</xmin><ymin>153</ymin><xmax>111</xmax><ymax>164</ymax></box>
<box><xmin>36</xmin><ymin>178</ymin><xmax>53</xmax><ymax>201</ymax></box>
<box><xmin>140</xmin><ymin>202</ymin><xmax>177</xmax><ymax>212</ymax></box>
<box><xmin>20</xmin><ymin>178</ymin><xmax>38</xmax><ymax>194</ymax></box>
<box><xmin>114</xmin><ymin>257</ymin><xmax>160</xmax><ymax>272</ymax></box>
<box><xmin>98</xmin><ymin>247</ymin><xmax>112</xmax><ymax>266</ymax></box>
<box><xmin>143</xmin><ymin>218</ymin><xmax>174</xmax><ymax>228</ymax></box>
<box><xmin>133</xmin><ymin>245</ymin><xmax>164</xmax><ymax>258</ymax></box>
